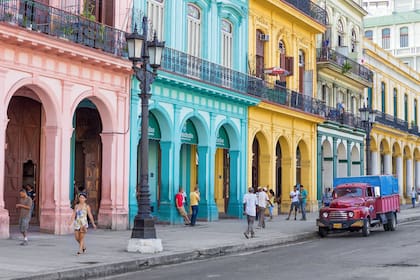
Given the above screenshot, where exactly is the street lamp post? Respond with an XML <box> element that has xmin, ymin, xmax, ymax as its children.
<box><xmin>126</xmin><ymin>16</ymin><xmax>165</xmax><ymax>253</ymax></box>
<box><xmin>359</xmin><ymin>104</ymin><xmax>374</xmax><ymax>176</ymax></box>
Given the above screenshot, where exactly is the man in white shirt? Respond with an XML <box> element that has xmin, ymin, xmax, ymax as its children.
<box><xmin>286</xmin><ymin>185</ymin><xmax>300</xmax><ymax>220</ymax></box>
<box><xmin>257</xmin><ymin>187</ymin><xmax>269</xmax><ymax>228</ymax></box>
<box><xmin>243</xmin><ymin>187</ymin><xmax>258</xmax><ymax>239</ymax></box>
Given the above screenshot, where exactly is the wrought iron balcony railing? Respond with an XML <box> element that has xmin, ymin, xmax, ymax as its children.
<box><xmin>316</xmin><ymin>48</ymin><xmax>373</xmax><ymax>83</ymax></box>
<box><xmin>324</xmin><ymin>106</ymin><xmax>363</xmax><ymax>129</ymax></box>
<box><xmin>283</xmin><ymin>0</ymin><xmax>327</xmax><ymax>25</ymax></box>
<box><xmin>373</xmin><ymin>110</ymin><xmax>409</xmax><ymax>133</ymax></box>
<box><xmin>0</xmin><ymin>0</ymin><xmax>127</xmax><ymax>56</ymax></box>
<box><xmin>161</xmin><ymin>48</ymin><xmax>326</xmax><ymax>116</ymax></box>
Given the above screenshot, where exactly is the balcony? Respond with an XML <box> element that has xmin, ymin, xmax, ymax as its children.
<box><xmin>0</xmin><ymin>0</ymin><xmax>127</xmax><ymax>57</ymax></box>
<box><xmin>161</xmin><ymin>47</ymin><xmax>327</xmax><ymax>116</ymax></box>
<box><xmin>316</xmin><ymin>48</ymin><xmax>373</xmax><ymax>85</ymax></box>
<box><xmin>324</xmin><ymin>106</ymin><xmax>362</xmax><ymax>129</ymax></box>
<box><xmin>373</xmin><ymin>110</ymin><xmax>409</xmax><ymax>133</ymax></box>
<box><xmin>283</xmin><ymin>0</ymin><xmax>327</xmax><ymax>25</ymax></box>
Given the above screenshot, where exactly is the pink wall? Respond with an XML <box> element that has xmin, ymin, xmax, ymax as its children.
<box><xmin>0</xmin><ymin>23</ymin><xmax>132</xmax><ymax>238</ymax></box>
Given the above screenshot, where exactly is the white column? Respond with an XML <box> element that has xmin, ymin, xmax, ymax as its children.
<box><xmin>384</xmin><ymin>154</ymin><xmax>392</xmax><ymax>175</ymax></box>
<box><xmin>406</xmin><ymin>158</ymin><xmax>413</xmax><ymax>196</ymax></box>
<box><xmin>396</xmin><ymin>156</ymin><xmax>403</xmax><ymax>198</ymax></box>
<box><xmin>371</xmin><ymin>151</ymin><xmax>379</xmax><ymax>175</ymax></box>
<box><xmin>416</xmin><ymin>160</ymin><xmax>420</xmax><ymax>189</ymax></box>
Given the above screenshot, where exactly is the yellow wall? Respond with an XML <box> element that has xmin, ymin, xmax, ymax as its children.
<box><xmin>248</xmin><ymin>103</ymin><xmax>323</xmax><ymax>212</ymax></box>
<box><xmin>248</xmin><ymin>0</ymin><xmax>325</xmax><ymax>212</ymax></box>
<box><xmin>248</xmin><ymin>0</ymin><xmax>325</xmax><ymax>95</ymax></box>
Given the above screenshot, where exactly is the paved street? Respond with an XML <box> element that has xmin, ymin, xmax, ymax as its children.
<box><xmin>1</xmin><ymin>206</ymin><xmax>419</xmax><ymax>280</ymax></box>
<box><xmin>107</xmin><ymin>220</ymin><xmax>420</xmax><ymax>280</ymax></box>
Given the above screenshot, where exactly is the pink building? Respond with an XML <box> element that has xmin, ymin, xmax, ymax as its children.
<box><xmin>0</xmin><ymin>0</ymin><xmax>132</xmax><ymax>238</ymax></box>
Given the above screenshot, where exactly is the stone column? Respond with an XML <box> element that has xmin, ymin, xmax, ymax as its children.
<box><xmin>360</xmin><ymin>141</ymin><xmax>365</xmax><ymax>175</ymax></box>
<box><xmin>227</xmin><ymin>150</ymin><xmax>241</xmax><ymax>217</ymax></box>
<box><xmin>197</xmin><ymin>146</ymin><xmax>218</xmax><ymax>221</ymax></box>
<box><xmin>333</xmin><ymin>137</ymin><xmax>338</xmax><ymax>179</ymax></box>
<box><xmin>396</xmin><ymin>156</ymin><xmax>403</xmax><ymax>200</ymax></box>
<box><xmin>416</xmin><ymin>160</ymin><xmax>420</xmax><ymax>190</ymax></box>
<box><xmin>316</xmin><ymin>134</ymin><xmax>322</xmax><ymax>202</ymax></box>
<box><xmin>0</xmin><ymin>117</ymin><xmax>9</xmax><ymax>238</ymax></box>
<box><xmin>39</xmin><ymin>126</ymin><xmax>60</xmax><ymax>233</ymax></box>
<box><xmin>371</xmin><ymin>151</ymin><xmax>379</xmax><ymax>175</ymax></box>
<box><xmin>98</xmin><ymin>132</ymin><xmax>128</xmax><ymax>230</ymax></box>
<box><xmin>406</xmin><ymin>158</ymin><xmax>413</xmax><ymax>197</ymax></box>
<box><xmin>157</xmin><ymin>141</ymin><xmax>174</xmax><ymax>221</ymax></box>
<box><xmin>347</xmin><ymin>141</ymin><xmax>351</xmax><ymax>176</ymax></box>
<box><xmin>384</xmin><ymin>154</ymin><xmax>392</xmax><ymax>175</ymax></box>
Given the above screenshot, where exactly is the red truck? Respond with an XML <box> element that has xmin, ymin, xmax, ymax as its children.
<box><xmin>317</xmin><ymin>175</ymin><xmax>400</xmax><ymax>237</ymax></box>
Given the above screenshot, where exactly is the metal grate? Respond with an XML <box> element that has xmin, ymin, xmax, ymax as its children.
<box><xmin>329</xmin><ymin>210</ymin><xmax>347</xmax><ymax>220</ymax></box>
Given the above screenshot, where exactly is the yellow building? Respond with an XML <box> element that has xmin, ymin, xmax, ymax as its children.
<box><xmin>248</xmin><ymin>0</ymin><xmax>326</xmax><ymax>212</ymax></box>
<box><xmin>363</xmin><ymin>39</ymin><xmax>420</xmax><ymax>204</ymax></box>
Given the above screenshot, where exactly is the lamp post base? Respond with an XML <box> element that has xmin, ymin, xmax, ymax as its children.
<box><xmin>127</xmin><ymin>238</ymin><xmax>163</xmax><ymax>253</ymax></box>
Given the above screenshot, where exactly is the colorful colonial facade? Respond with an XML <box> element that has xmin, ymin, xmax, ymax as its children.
<box><xmin>129</xmin><ymin>0</ymin><xmax>257</xmax><ymax>225</ymax></box>
<box><xmin>314</xmin><ymin>0</ymin><xmax>373</xmax><ymax>201</ymax></box>
<box><xmin>0</xmin><ymin>0</ymin><xmax>132</xmax><ymax>238</ymax></box>
<box><xmin>248</xmin><ymin>0</ymin><xmax>326</xmax><ymax>212</ymax></box>
<box><xmin>363</xmin><ymin>39</ymin><xmax>420</xmax><ymax>203</ymax></box>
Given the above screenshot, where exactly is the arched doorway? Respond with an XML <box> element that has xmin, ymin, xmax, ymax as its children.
<box><xmin>251</xmin><ymin>138</ymin><xmax>260</xmax><ymax>191</ymax></box>
<box><xmin>337</xmin><ymin>142</ymin><xmax>347</xmax><ymax>177</ymax></box>
<box><xmin>275</xmin><ymin>142</ymin><xmax>282</xmax><ymax>201</ymax></box>
<box><xmin>5</xmin><ymin>95</ymin><xmax>41</xmax><ymax>225</ymax></box>
<box><xmin>179</xmin><ymin>119</ymin><xmax>198</xmax><ymax>200</ymax></box>
<box><xmin>72</xmin><ymin>100</ymin><xmax>102</xmax><ymax>221</ymax></box>
<box><xmin>138</xmin><ymin>112</ymin><xmax>162</xmax><ymax>214</ymax></box>
<box><xmin>296</xmin><ymin>146</ymin><xmax>302</xmax><ymax>185</ymax></box>
<box><xmin>351</xmin><ymin>145</ymin><xmax>360</xmax><ymax>176</ymax></box>
<box><xmin>214</xmin><ymin>126</ymin><xmax>230</xmax><ymax>215</ymax></box>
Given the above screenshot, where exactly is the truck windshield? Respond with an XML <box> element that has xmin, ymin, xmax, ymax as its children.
<box><xmin>335</xmin><ymin>187</ymin><xmax>363</xmax><ymax>198</ymax></box>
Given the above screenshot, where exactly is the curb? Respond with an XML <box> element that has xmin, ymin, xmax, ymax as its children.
<box><xmin>11</xmin><ymin>232</ymin><xmax>318</xmax><ymax>280</ymax></box>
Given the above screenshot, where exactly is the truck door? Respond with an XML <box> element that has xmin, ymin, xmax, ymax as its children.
<box><xmin>365</xmin><ymin>187</ymin><xmax>376</xmax><ymax>217</ymax></box>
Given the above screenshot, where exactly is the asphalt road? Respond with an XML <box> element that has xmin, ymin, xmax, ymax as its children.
<box><xmin>104</xmin><ymin>221</ymin><xmax>420</xmax><ymax>280</ymax></box>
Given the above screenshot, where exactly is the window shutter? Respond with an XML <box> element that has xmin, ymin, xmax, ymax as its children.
<box><xmin>285</xmin><ymin>56</ymin><xmax>294</xmax><ymax>76</ymax></box>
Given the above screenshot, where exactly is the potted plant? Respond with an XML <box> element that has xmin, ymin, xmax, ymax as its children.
<box><xmin>61</xmin><ymin>25</ymin><xmax>74</xmax><ymax>40</ymax></box>
<box><xmin>341</xmin><ymin>60</ymin><xmax>352</xmax><ymax>74</ymax></box>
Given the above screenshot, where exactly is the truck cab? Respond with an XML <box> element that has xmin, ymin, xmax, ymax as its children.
<box><xmin>317</xmin><ymin>176</ymin><xmax>400</xmax><ymax>237</ymax></box>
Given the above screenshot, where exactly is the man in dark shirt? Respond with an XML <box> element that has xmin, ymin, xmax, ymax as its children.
<box><xmin>16</xmin><ymin>189</ymin><xmax>32</xmax><ymax>245</ymax></box>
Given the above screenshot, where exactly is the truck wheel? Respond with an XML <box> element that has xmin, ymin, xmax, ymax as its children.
<box><xmin>318</xmin><ymin>227</ymin><xmax>328</xmax><ymax>238</ymax></box>
<box><xmin>383</xmin><ymin>223</ymin><xmax>390</xmax><ymax>231</ymax></box>
<box><xmin>362</xmin><ymin>219</ymin><xmax>370</xmax><ymax>237</ymax></box>
<box><xmin>388</xmin><ymin>213</ymin><xmax>397</xmax><ymax>231</ymax></box>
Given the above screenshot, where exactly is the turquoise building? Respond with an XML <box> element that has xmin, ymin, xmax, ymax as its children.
<box><xmin>129</xmin><ymin>0</ymin><xmax>259</xmax><ymax>225</ymax></box>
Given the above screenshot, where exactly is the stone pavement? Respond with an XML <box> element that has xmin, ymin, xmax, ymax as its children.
<box><xmin>1</xmin><ymin>207</ymin><xmax>420</xmax><ymax>280</ymax></box>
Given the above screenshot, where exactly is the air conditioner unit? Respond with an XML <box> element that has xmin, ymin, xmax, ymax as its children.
<box><xmin>259</xmin><ymin>34</ymin><xmax>270</xmax><ymax>41</ymax></box>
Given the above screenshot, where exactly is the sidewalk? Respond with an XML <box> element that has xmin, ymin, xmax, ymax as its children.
<box><xmin>2</xmin><ymin>207</ymin><xmax>420</xmax><ymax>280</ymax></box>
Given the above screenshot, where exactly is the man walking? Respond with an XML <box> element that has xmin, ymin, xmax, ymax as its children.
<box><xmin>286</xmin><ymin>185</ymin><xmax>300</xmax><ymax>220</ymax></box>
<box><xmin>257</xmin><ymin>187</ymin><xmax>269</xmax><ymax>228</ymax></box>
<box><xmin>243</xmin><ymin>187</ymin><xmax>258</xmax><ymax>239</ymax></box>
<box><xmin>175</xmin><ymin>188</ymin><xmax>191</xmax><ymax>225</ymax></box>
<box><xmin>411</xmin><ymin>187</ymin><xmax>417</xmax><ymax>208</ymax></box>
<box><xmin>299</xmin><ymin>185</ymin><xmax>308</xmax><ymax>220</ymax></box>
<box><xmin>16</xmin><ymin>189</ymin><xmax>32</xmax><ymax>245</ymax></box>
<box><xmin>189</xmin><ymin>186</ymin><xmax>200</xmax><ymax>226</ymax></box>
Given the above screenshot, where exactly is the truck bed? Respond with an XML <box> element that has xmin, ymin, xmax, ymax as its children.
<box><xmin>375</xmin><ymin>194</ymin><xmax>400</xmax><ymax>214</ymax></box>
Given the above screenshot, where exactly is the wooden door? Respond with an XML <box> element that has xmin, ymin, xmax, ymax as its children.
<box><xmin>74</xmin><ymin>108</ymin><xmax>102</xmax><ymax>221</ymax></box>
<box><xmin>5</xmin><ymin>96</ymin><xmax>41</xmax><ymax>224</ymax></box>
<box><xmin>223</xmin><ymin>149</ymin><xmax>230</xmax><ymax>213</ymax></box>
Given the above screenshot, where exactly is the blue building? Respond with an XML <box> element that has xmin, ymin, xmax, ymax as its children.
<box><xmin>129</xmin><ymin>0</ymin><xmax>259</xmax><ymax>225</ymax></box>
